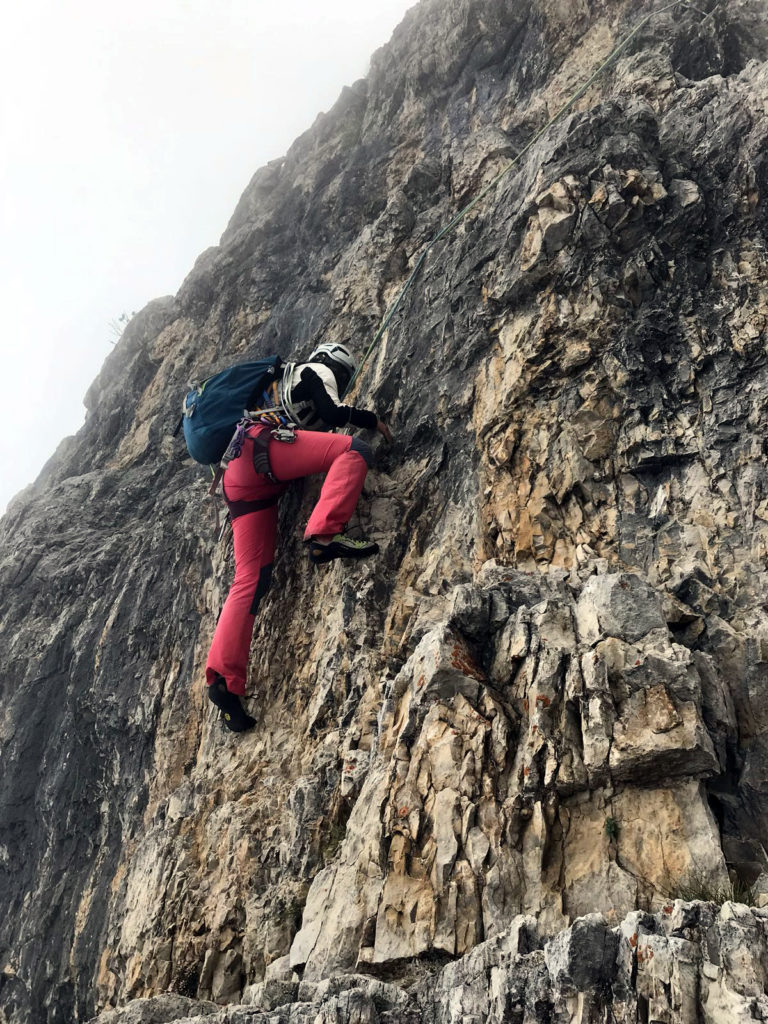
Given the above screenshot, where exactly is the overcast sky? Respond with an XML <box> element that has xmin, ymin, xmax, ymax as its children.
<box><xmin>0</xmin><ymin>0</ymin><xmax>415</xmax><ymax>514</ymax></box>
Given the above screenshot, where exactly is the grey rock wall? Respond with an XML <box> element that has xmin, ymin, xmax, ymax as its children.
<box><xmin>1</xmin><ymin>0</ymin><xmax>768</xmax><ymax>1021</ymax></box>
<box><xmin>87</xmin><ymin>901</ymin><xmax>768</xmax><ymax>1023</ymax></box>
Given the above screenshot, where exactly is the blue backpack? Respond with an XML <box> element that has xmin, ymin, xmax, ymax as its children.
<box><xmin>182</xmin><ymin>356</ymin><xmax>283</xmax><ymax>465</ymax></box>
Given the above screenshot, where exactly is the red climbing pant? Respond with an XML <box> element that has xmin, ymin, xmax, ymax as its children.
<box><xmin>205</xmin><ymin>427</ymin><xmax>370</xmax><ymax>696</ymax></box>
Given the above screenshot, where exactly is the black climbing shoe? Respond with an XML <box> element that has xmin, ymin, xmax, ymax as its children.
<box><xmin>207</xmin><ymin>676</ymin><xmax>256</xmax><ymax>733</ymax></box>
<box><xmin>308</xmin><ymin>533</ymin><xmax>380</xmax><ymax>565</ymax></box>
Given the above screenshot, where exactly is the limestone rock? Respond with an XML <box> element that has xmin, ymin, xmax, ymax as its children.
<box><xmin>85</xmin><ymin>996</ymin><xmax>218</xmax><ymax>1023</ymax></box>
<box><xmin>2</xmin><ymin>0</ymin><xmax>768</xmax><ymax>1021</ymax></box>
<box><xmin>576</xmin><ymin>573</ymin><xmax>667</xmax><ymax>645</ymax></box>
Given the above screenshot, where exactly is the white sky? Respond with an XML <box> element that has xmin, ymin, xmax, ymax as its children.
<box><xmin>0</xmin><ymin>0</ymin><xmax>415</xmax><ymax>514</ymax></box>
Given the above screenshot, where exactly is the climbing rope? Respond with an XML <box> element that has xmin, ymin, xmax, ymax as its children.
<box><xmin>344</xmin><ymin>0</ymin><xmax>718</xmax><ymax>397</ymax></box>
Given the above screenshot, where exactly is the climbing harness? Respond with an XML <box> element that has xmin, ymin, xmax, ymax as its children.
<box><xmin>206</xmin><ymin>417</ymin><xmax>290</xmax><ymax>537</ymax></box>
<box><xmin>344</xmin><ymin>0</ymin><xmax>721</xmax><ymax>398</ymax></box>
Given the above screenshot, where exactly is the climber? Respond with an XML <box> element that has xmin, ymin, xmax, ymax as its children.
<box><xmin>206</xmin><ymin>341</ymin><xmax>393</xmax><ymax>733</ymax></box>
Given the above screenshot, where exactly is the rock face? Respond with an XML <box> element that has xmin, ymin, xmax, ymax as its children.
<box><xmin>1</xmin><ymin>0</ymin><xmax>767</xmax><ymax>1021</ymax></box>
<box><xmin>80</xmin><ymin>902</ymin><xmax>768</xmax><ymax>1024</ymax></box>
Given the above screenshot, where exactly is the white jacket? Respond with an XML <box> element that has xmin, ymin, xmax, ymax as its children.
<box><xmin>279</xmin><ymin>362</ymin><xmax>345</xmax><ymax>431</ymax></box>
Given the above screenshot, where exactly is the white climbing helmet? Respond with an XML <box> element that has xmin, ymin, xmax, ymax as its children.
<box><xmin>308</xmin><ymin>342</ymin><xmax>357</xmax><ymax>380</ymax></box>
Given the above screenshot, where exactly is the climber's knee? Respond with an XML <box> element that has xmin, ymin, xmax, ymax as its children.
<box><xmin>350</xmin><ymin>437</ymin><xmax>375</xmax><ymax>468</ymax></box>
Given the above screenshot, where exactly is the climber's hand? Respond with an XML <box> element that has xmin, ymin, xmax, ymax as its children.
<box><xmin>377</xmin><ymin>420</ymin><xmax>393</xmax><ymax>444</ymax></box>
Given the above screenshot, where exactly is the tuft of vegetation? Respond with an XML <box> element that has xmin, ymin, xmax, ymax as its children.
<box><xmin>666</xmin><ymin>870</ymin><xmax>757</xmax><ymax>907</ymax></box>
<box><xmin>604</xmin><ymin>816</ymin><xmax>619</xmax><ymax>840</ymax></box>
<box><xmin>275</xmin><ymin>891</ymin><xmax>307</xmax><ymax>933</ymax></box>
<box><xmin>320</xmin><ymin>818</ymin><xmax>348</xmax><ymax>865</ymax></box>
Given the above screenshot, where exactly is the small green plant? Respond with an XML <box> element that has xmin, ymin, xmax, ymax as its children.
<box><xmin>275</xmin><ymin>891</ymin><xmax>307</xmax><ymax>932</ymax></box>
<box><xmin>108</xmin><ymin>311</ymin><xmax>136</xmax><ymax>345</ymax></box>
<box><xmin>320</xmin><ymin>818</ymin><xmax>347</xmax><ymax>864</ymax></box>
<box><xmin>604</xmin><ymin>816</ymin><xmax>619</xmax><ymax>840</ymax></box>
<box><xmin>666</xmin><ymin>870</ymin><xmax>757</xmax><ymax>907</ymax></box>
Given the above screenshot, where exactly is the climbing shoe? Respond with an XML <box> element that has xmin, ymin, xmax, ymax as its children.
<box><xmin>308</xmin><ymin>533</ymin><xmax>380</xmax><ymax>565</ymax></box>
<box><xmin>207</xmin><ymin>676</ymin><xmax>256</xmax><ymax>733</ymax></box>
